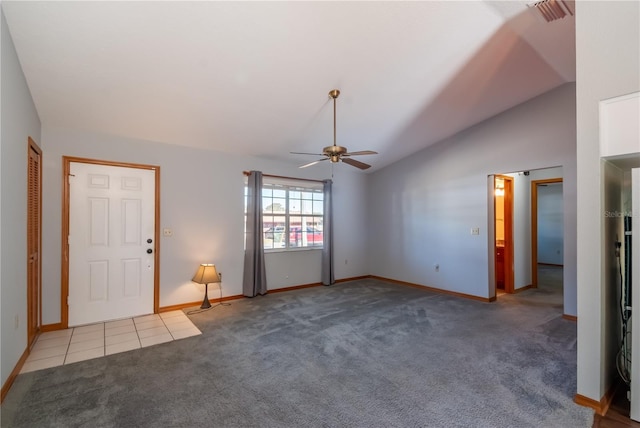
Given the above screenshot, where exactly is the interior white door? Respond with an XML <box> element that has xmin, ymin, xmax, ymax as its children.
<box><xmin>68</xmin><ymin>162</ymin><xmax>156</xmax><ymax>326</ymax></box>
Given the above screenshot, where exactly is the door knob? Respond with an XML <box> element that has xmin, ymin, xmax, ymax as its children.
<box><xmin>147</xmin><ymin>238</ymin><xmax>153</xmax><ymax>244</ymax></box>
<box><xmin>147</xmin><ymin>249</ymin><xmax>153</xmax><ymax>254</ymax></box>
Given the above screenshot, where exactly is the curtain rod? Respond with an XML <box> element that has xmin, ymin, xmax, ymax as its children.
<box><xmin>242</xmin><ymin>171</ymin><xmax>325</xmax><ymax>184</ymax></box>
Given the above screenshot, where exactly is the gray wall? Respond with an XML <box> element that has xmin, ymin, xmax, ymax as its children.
<box><xmin>1</xmin><ymin>10</ymin><xmax>42</xmax><ymax>388</ymax></box>
<box><xmin>368</xmin><ymin>83</ymin><xmax>577</xmax><ymax>314</ymax></box>
<box><xmin>575</xmin><ymin>0</ymin><xmax>640</xmax><ymax>401</ymax></box>
<box><xmin>537</xmin><ymin>183</ymin><xmax>564</xmax><ymax>265</ymax></box>
<box><xmin>40</xmin><ymin>127</ymin><xmax>369</xmax><ymax>325</ymax></box>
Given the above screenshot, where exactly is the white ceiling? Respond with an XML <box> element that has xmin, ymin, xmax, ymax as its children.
<box><xmin>2</xmin><ymin>0</ymin><xmax>575</xmax><ymax>172</ymax></box>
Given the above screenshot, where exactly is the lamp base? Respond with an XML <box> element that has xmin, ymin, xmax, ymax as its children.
<box><xmin>200</xmin><ymin>283</ymin><xmax>212</xmax><ymax>309</ymax></box>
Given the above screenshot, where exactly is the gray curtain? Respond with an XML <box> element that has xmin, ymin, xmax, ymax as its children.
<box><xmin>321</xmin><ymin>179</ymin><xmax>334</xmax><ymax>285</ymax></box>
<box><xmin>243</xmin><ymin>171</ymin><xmax>267</xmax><ymax>297</ymax></box>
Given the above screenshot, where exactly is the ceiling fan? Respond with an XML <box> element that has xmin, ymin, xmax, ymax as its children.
<box><xmin>291</xmin><ymin>89</ymin><xmax>378</xmax><ymax>170</ymax></box>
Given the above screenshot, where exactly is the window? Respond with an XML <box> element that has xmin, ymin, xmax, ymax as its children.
<box><xmin>245</xmin><ymin>177</ymin><xmax>324</xmax><ymax>251</ymax></box>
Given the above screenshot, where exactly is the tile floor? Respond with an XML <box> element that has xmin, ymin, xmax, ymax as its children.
<box><xmin>21</xmin><ymin>311</ymin><xmax>201</xmax><ymax>374</ymax></box>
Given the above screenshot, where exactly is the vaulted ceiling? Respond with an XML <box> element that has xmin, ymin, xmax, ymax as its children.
<box><xmin>2</xmin><ymin>1</ymin><xmax>575</xmax><ymax>172</ymax></box>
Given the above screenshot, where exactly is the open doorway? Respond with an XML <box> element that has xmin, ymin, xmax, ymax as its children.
<box><xmin>531</xmin><ymin>179</ymin><xmax>564</xmax><ymax>285</ymax></box>
<box><xmin>488</xmin><ymin>166</ymin><xmax>564</xmax><ymax>306</ymax></box>
<box><xmin>531</xmin><ymin>178</ymin><xmax>564</xmax><ymax>304</ymax></box>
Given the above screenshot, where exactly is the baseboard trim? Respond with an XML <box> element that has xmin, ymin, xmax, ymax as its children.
<box><xmin>1</xmin><ymin>347</ymin><xmax>29</xmax><ymax>403</ymax></box>
<box><xmin>574</xmin><ymin>382</ymin><xmax>618</xmax><ymax>416</ymax></box>
<box><xmin>370</xmin><ymin>275</ymin><xmax>493</xmax><ymax>303</ymax></box>
<box><xmin>269</xmin><ymin>282</ymin><xmax>323</xmax><ymax>293</ymax></box>
<box><xmin>538</xmin><ymin>262</ymin><xmax>564</xmax><ymax>267</ymax></box>
<box><xmin>514</xmin><ymin>284</ymin><xmax>534</xmax><ymax>293</ymax></box>
<box><xmin>336</xmin><ymin>275</ymin><xmax>370</xmax><ymax>283</ymax></box>
<box><xmin>159</xmin><ymin>276</ymin><xmax>369</xmax><ymax>312</ymax></box>
<box><xmin>159</xmin><ymin>294</ymin><xmax>244</xmax><ymax>313</ymax></box>
<box><xmin>41</xmin><ymin>322</ymin><xmax>65</xmax><ymax>332</ymax></box>
<box><xmin>562</xmin><ymin>314</ymin><xmax>577</xmax><ymax>322</ymax></box>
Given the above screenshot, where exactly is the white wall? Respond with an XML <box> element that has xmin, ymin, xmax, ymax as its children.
<box><xmin>576</xmin><ymin>0</ymin><xmax>640</xmax><ymax>402</ymax></box>
<box><xmin>0</xmin><ymin>9</ymin><xmax>41</xmax><ymax>387</ymax></box>
<box><xmin>368</xmin><ymin>83</ymin><xmax>577</xmax><ymax>312</ymax></box>
<box><xmin>40</xmin><ymin>127</ymin><xmax>369</xmax><ymax>325</ymax></box>
<box><xmin>537</xmin><ymin>183</ymin><xmax>564</xmax><ymax>265</ymax></box>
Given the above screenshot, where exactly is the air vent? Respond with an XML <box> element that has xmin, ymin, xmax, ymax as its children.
<box><xmin>529</xmin><ymin>0</ymin><xmax>573</xmax><ymax>22</ymax></box>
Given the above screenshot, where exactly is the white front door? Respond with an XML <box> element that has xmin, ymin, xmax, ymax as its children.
<box><xmin>68</xmin><ymin>162</ymin><xmax>156</xmax><ymax>326</ymax></box>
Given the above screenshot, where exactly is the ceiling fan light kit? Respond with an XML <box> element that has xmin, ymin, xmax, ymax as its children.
<box><xmin>291</xmin><ymin>89</ymin><xmax>377</xmax><ymax>170</ymax></box>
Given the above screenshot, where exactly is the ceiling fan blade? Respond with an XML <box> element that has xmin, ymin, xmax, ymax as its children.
<box><xmin>299</xmin><ymin>158</ymin><xmax>328</xmax><ymax>169</ymax></box>
<box><xmin>342</xmin><ymin>157</ymin><xmax>371</xmax><ymax>170</ymax></box>
<box><xmin>291</xmin><ymin>151</ymin><xmax>324</xmax><ymax>156</ymax></box>
<box><xmin>343</xmin><ymin>150</ymin><xmax>378</xmax><ymax>156</ymax></box>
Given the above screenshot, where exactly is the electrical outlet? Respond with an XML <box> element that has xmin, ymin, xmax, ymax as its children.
<box><xmin>471</xmin><ymin>227</ymin><xmax>480</xmax><ymax>235</ymax></box>
<box><xmin>163</xmin><ymin>228</ymin><xmax>173</xmax><ymax>237</ymax></box>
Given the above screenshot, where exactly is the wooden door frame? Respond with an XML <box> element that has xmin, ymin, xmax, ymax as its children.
<box><xmin>61</xmin><ymin>156</ymin><xmax>161</xmax><ymax>328</ymax></box>
<box><xmin>531</xmin><ymin>178</ymin><xmax>563</xmax><ymax>288</ymax></box>
<box><xmin>27</xmin><ymin>137</ymin><xmax>42</xmax><ymax>347</ymax></box>
<box><xmin>502</xmin><ymin>176</ymin><xmax>514</xmax><ymax>293</ymax></box>
<box><xmin>494</xmin><ymin>175</ymin><xmax>514</xmax><ymax>293</ymax></box>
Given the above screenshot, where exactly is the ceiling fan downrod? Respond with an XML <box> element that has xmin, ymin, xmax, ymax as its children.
<box><xmin>329</xmin><ymin>89</ymin><xmax>340</xmax><ymax>148</ymax></box>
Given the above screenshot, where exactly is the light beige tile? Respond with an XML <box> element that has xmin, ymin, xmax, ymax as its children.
<box><xmin>106</xmin><ymin>332</ymin><xmax>139</xmax><ymax>346</ymax></box>
<box><xmin>32</xmin><ymin>335</ymin><xmax>71</xmax><ymax>351</ymax></box>
<box><xmin>134</xmin><ymin>319</ymin><xmax>166</xmax><ymax>331</ymax></box>
<box><xmin>166</xmin><ymin>320</ymin><xmax>197</xmax><ymax>332</ymax></box>
<box><xmin>162</xmin><ymin>315</ymin><xmax>190</xmax><ymax>326</ymax></box>
<box><xmin>171</xmin><ymin>327</ymin><xmax>202</xmax><ymax>340</ymax></box>
<box><xmin>106</xmin><ymin>339</ymin><xmax>141</xmax><ymax>355</ymax></box>
<box><xmin>137</xmin><ymin>326</ymin><xmax>169</xmax><ymax>339</ymax></box>
<box><xmin>67</xmin><ymin>338</ymin><xmax>104</xmax><ymax>354</ymax></box>
<box><xmin>105</xmin><ymin>318</ymin><xmax>134</xmax><ymax>329</ymax></box>
<box><xmin>71</xmin><ymin>330</ymin><xmax>105</xmax><ymax>343</ymax></box>
<box><xmin>105</xmin><ymin>324</ymin><xmax>136</xmax><ymax>337</ymax></box>
<box><xmin>27</xmin><ymin>344</ymin><xmax>69</xmax><ymax>361</ymax></box>
<box><xmin>159</xmin><ymin>310</ymin><xmax>185</xmax><ymax>319</ymax></box>
<box><xmin>38</xmin><ymin>329</ymin><xmax>73</xmax><ymax>340</ymax></box>
<box><xmin>133</xmin><ymin>314</ymin><xmax>160</xmax><ymax>324</ymax></box>
<box><xmin>65</xmin><ymin>347</ymin><xmax>104</xmax><ymax>364</ymax></box>
<box><xmin>74</xmin><ymin>323</ymin><xmax>104</xmax><ymax>334</ymax></box>
<box><xmin>21</xmin><ymin>355</ymin><xmax>65</xmax><ymax>373</ymax></box>
<box><xmin>140</xmin><ymin>333</ymin><xmax>173</xmax><ymax>348</ymax></box>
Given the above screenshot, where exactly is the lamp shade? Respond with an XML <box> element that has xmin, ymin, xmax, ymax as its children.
<box><xmin>192</xmin><ymin>264</ymin><xmax>221</xmax><ymax>284</ymax></box>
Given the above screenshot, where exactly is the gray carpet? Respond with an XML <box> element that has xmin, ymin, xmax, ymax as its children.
<box><xmin>2</xmin><ymin>273</ymin><xmax>593</xmax><ymax>427</ymax></box>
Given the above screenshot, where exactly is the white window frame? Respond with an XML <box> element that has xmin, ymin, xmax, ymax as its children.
<box><xmin>244</xmin><ymin>176</ymin><xmax>324</xmax><ymax>252</ymax></box>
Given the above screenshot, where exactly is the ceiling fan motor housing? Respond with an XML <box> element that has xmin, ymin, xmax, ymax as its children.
<box><xmin>323</xmin><ymin>145</ymin><xmax>348</xmax><ymax>163</ymax></box>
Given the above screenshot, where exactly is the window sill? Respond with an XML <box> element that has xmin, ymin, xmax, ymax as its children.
<box><xmin>264</xmin><ymin>247</ymin><xmax>323</xmax><ymax>254</ymax></box>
